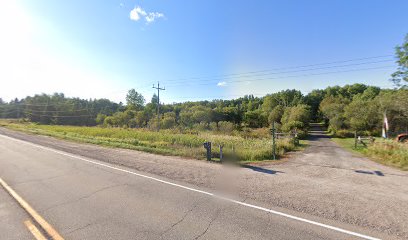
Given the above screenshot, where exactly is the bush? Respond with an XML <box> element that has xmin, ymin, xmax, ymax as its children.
<box><xmin>192</xmin><ymin>122</ymin><xmax>209</xmax><ymax>131</ymax></box>
<box><xmin>239</xmin><ymin>127</ymin><xmax>271</xmax><ymax>139</ymax></box>
<box><xmin>334</xmin><ymin>129</ymin><xmax>355</xmax><ymax>138</ymax></box>
<box><xmin>95</xmin><ymin>114</ymin><xmax>106</xmax><ymax>125</ymax></box>
<box><xmin>209</xmin><ymin>122</ymin><xmax>218</xmax><ymax>131</ymax></box>
<box><xmin>218</xmin><ymin>121</ymin><xmax>235</xmax><ymax>134</ymax></box>
<box><xmin>282</xmin><ymin>121</ymin><xmax>304</xmax><ymax>132</ymax></box>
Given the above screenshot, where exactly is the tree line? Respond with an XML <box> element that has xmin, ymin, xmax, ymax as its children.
<box><xmin>0</xmin><ymin>93</ymin><xmax>121</xmax><ymax>126</ymax></box>
<box><xmin>1</xmin><ymin>85</ymin><xmax>407</xmax><ymax>137</ymax></box>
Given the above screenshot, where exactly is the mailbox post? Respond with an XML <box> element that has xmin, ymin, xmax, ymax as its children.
<box><xmin>203</xmin><ymin>142</ymin><xmax>212</xmax><ymax>161</ymax></box>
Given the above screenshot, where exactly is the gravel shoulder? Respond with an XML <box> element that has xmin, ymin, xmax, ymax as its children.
<box><xmin>1</xmin><ymin>127</ymin><xmax>407</xmax><ymax>239</ymax></box>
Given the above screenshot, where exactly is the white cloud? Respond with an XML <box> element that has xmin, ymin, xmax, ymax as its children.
<box><xmin>130</xmin><ymin>6</ymin><xmax>146</xmax><ymax>21</ymax></box>
<box><xmin>217</xmin><ymin>81</ymin><xmax>227</xmax><ymax>87</ymax></box>
<box><xmin>129</xmin><ymin>6</ymin><xmax>164</xmax><ymax>24</ymax></box>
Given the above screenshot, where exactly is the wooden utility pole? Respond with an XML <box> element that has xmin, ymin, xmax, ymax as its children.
<box><xmin>152</xmin><ymin>82</ymin><xmax>165</xmax><ymax>131</ymax></box>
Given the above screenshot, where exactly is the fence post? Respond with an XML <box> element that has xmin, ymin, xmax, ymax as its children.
<box><xmin>271</xmin><ymin>122</ymin><xmax>276</xmax><ymax>160</ymax></box>
<box><xmin>219</xmin><ymin>145</ymin><xmax>223</xmax><ymax>163</ymax></box>
<box><xmin>354</xmin><ymin>130</ymin><xmax>357</xmax><ymax>149</ymax></box>
<box><xmin>203</xmin><ymin>142</ymin><xmax>212</xmax><ymax>161</ymax></box>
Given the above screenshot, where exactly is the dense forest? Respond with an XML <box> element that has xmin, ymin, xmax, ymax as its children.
<box><xmin>1</xmin><ymin>84</ymin><xmax>407</xmax><ymax>137</ymax></box>
<box><xmin>1</xmin><ymin>34</ymin><xmax>407</xmax><ymax>137</ymax></box>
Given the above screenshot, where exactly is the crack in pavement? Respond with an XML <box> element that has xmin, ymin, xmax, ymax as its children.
<box><xmin>193</xmin><ymin>197</ymin><xmax>249</xmax><ymax>240</ymax></box>
<box><xmin>64</xmin><ymin>222</ymin><xmax>95</xmax><ymax>235</ymax></box>
<box><xmin>193</xmin><ymin>208</ymin><xmax>221</xmax><ymax>240</ymax></box>
<box><xmin>160</xmin><ymin>200</ymin><xmax>205</xmax><ymax>238</ymax></box>
<box><xmin>40</xmin><ymin>183</ymin><xmax>125</xmax><ymax>213</ymax></box>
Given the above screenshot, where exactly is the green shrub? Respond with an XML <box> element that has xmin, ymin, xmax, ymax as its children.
<box><xmin>334</xmin><ymin>129</ymin><xmax>355</xmax><ymax>138</ymax></box>
<box><xmin>218</xmin><ymin>121</ymin><xmax>235</xmax><ymax>134</ymax></box>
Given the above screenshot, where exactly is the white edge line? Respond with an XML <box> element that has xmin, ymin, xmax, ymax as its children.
<box><xmin>0</xmin><ymin>134</ymin><xmax>380</xmax><ymax>240</ymax></box>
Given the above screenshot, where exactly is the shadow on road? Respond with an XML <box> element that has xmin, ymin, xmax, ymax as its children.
<box><xmin>355</xmin><ymin>170</ymin><xmax>385</xmax><ymax>176</ymax></box>
<box><xmin>242</xmin><ymin>165</ymin><xmax>284</xmax><ymax>175</ymax></box>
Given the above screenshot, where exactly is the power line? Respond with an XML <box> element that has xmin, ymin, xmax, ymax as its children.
<box><xmin>163</xmin><ymin>59</ymin><xmax>394</xmax><ymax>86</ymax></box>
<box><xmin>159</xmin><ymin>54</ymin><xmax>394</xmax><ymax>83</ymax></box>
<box><xmin>168</xmin><ymin>84</ymin><xmax>396</xmax><ymax>100</ymax></box>
<box><xmin>15</xmin><ymin>103</ymin><xmax>77</xmax><ymax>106</ymax></box>
<box><xmin>27</xmin><ymin>114</ymin><xmax>94</xmax><ymax>118</ymax></box>
<box><xmin>166</xmin><ymin>65</ymin><xmax>395</xmax><ymax>87</ymax></box>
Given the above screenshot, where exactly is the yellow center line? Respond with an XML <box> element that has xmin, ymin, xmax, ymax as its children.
<box><xmin>0</xmin><ymin>177</ymin><xmax>64</xmax><ymax>240</ymax></box>
<box><xmin>24</xmin><ymin>220</ymin><xmax>47</xmax><ymax>240</ymax></box>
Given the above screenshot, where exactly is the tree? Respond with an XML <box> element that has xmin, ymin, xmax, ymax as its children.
<box><xmin>344</xmin><ymin>98</ymin><xmax>380</xmax><ymax>131</ymax></box>
<box><xmin>281</xmin><ymin>104</ymin><xmax>311</xmax><ymax>132</ymax></box>
<box><xmin>243</xmin><ymin>110</ymin><xmax>267</xmax><ymax>128</ymax></box>
<box><xmin>304</xmin><ymin>89</ymin><xmax>325</xmax><ymax>121</ymax></box>
<box><xmin>126</xmin><ymin>89</ymin><xmax>145</xmax><ymax>110</ymax></box>
<box><xmin>320</xmin><ymin>96</ymin><xmax>349</xmax><ymax>131</ymax></box>
<box><xmin>376</xmin><ymin>89</ymin><xmax>408</xmax><ymax>133</ymax></box>
<box><xmin>161</xmin><ymin>112</ymin><xmax>176</xmax><ymax>129</ymax></box>
<box><xmin>262</xmin><ymin>89</ymin><xmax>303</xmax><ymax>113</ymax></box>
<box><xmin>268</xmin><ymin>105</ymin><xmax>284</xmax><ymax>124</ymax></box>
<box><xmin>391</xmin><ymin>34</ymin><xmax>408</xmax><ymax>87</ymax></box>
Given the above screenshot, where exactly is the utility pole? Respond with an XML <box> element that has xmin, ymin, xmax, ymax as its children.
<box><xmin>152</xmin><ymin>82</ymin><xmax>165</xmax><ymax>131</ymax></box>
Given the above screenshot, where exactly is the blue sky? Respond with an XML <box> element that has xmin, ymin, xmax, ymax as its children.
<box><xmin>0</xmin><ymin>0</ymin><xmax>407</xmax><ymax>103</ymax></box>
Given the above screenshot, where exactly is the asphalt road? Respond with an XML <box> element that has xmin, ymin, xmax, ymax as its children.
<box><xmin>0</xmin><ymin>132</ymin><xmax>391</xmax><ymax>240</ymax></box>
<box><xmin>0</xmin><ymin>184</ymin><xmax>34</xmax><ymax>240</ymax></box>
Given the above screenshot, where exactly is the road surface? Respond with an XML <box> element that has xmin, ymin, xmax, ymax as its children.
<box><xmin>0</xmin><ymin>127</ymin><xmax>406</xmax><ymax>239</ymax></box>
<box><xmin>0</xmin><ymin>184</ymin><xmax>35</xmax><ymax>240</ymax></box>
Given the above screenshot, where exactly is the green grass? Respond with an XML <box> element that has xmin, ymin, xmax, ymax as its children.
<box><xmin>0</xmin><ymin>120</ymin><xmax>298</xmax><ymax>162</ymax></box>
<box><xmin>332</xmin><ymin>137</ymin><xmax>408</xmax><ymax>171</ymax></box>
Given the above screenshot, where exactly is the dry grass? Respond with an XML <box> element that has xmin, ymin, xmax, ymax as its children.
<box><xmin>0</xmin><ymin>120</ymin><xmax>296</xmax><ymax>162</ymax></box>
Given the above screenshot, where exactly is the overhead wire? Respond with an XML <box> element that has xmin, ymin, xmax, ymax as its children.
<box><xmin>162</xmin><ymin>59</ymin><xmax>395</xmax><ymax>86</ymax></box>
<box><xmin>157</xmin><ymin>54</ymin><xmax>394</xmax><ymax>83</ymax></box>
<box><xmin>165</xmin><ymin>65</ymin><xmax>395</xmax><ymax>87</ymax></box>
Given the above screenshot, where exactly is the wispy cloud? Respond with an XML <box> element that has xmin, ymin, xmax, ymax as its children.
<box><xmin>217</xmin><ymin>81</ymin><xmax>227</xmax><ymax>87</ymax></box>
<box><xmin>145</xmin><ymin>12</ymin><xmax>165</xmax><ymax>23</ymax></box>
<box><xmin>130</xmin><ymin>6</ymin><xmax>164</xmax><ymax>24</ymax></box>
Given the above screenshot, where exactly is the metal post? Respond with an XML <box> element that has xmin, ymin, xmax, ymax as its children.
<box><xmin>219</xmin><ymin>145</ymin><xmax>223</xmax><ymax>163</ymax></box>
<box><xmin>354</xmin><ymin>130</ymin><xmax>357</xmax><ymax>149</ymax></box>
<box><xmin>272</xmin><ymin>122</ymin><xmax>276</xmax><ymax>160</ymax></box>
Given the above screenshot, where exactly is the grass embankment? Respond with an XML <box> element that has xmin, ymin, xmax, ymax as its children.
<box><xmin>0</xmin><ymin>120</ymin><xmax>298</xmax><ymax>162</ymax></box>
<box><xmin>332</xmin><ymin>138</ymin><xmax>408</xmax><ymax>170</ymax></box>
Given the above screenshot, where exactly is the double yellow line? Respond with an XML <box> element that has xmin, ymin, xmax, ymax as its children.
<box><xmin>24</xmin><ymin>220</ymin><xmax>47</xmax><ymax>240</ymax></box>
<box><xmin>0</xmin><ymin>177</ymin><xmax>64</xmax><ymax>240</ymax></box>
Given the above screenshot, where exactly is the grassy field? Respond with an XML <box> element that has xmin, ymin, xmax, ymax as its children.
<box><xmin>332</xmin><ymin>138</ymin><xmax>408</xmax><ymax>171</ymax></box>
<box><xmin>0</xmin><ymin>120</ymin><xmax>299</xmax><ymax>162</ymax></box>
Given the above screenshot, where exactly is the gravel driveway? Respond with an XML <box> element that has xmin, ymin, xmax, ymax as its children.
<box><xmin>1</xmin><ymin>127</ymin><xmax>407</xmax><ymax>239</ymax></box>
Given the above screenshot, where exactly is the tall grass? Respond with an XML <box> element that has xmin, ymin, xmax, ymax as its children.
<box><xmin>1</xmin><ymin>121</ymin><xmax>296</xmax><ymax>161</ymax></box>
<box><xmin>332</xmin><ymin>138</ymin><xmax>408</xmax><ymax>170</ymax></box>
<box><xmin>366</xmin><ymin>140</ymin><xmax>408</xmax><ymax>170</ymax></box>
